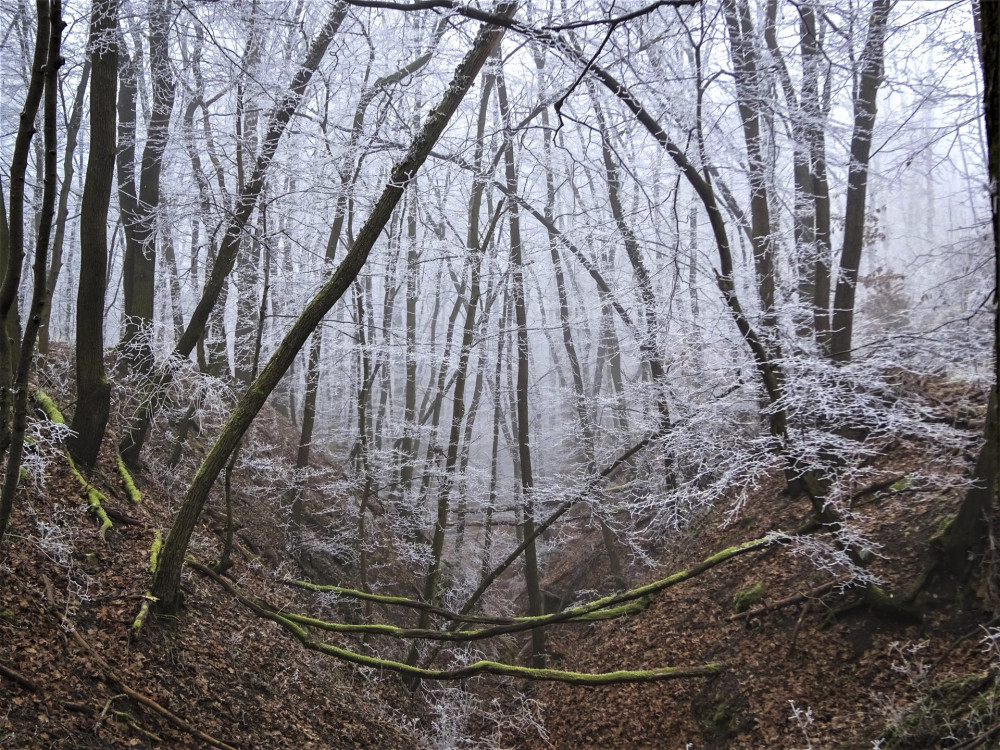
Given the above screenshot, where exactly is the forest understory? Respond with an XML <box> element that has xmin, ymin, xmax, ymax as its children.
<box><xmin>1</xmin><ymin>0</ymin><xmax>997</xmax><ymax>747</ymax></box>
<box><xmin>0</xmin><ymin>364</ymin><xmax>996</xmax><ymax>749</ymax></box>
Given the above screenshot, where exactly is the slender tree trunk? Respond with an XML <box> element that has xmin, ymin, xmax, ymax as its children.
<box><xmin>800</xmin><ymin>3</ymin><xmax>834</xmax><ymax>349</ymax></box>
<box><xmin>39</xmin><ymin>60</ymin><xmax>89</xmax><ymax>355</ymax></box>
<box><xmin>498</xmin><ymin>59</ymin><xmax>545</xmax><ymax>667</ymax></box>
<box><xmin>829</xmin><ymin>0</ymin><xmax>891</xmax><ymax>363</ymax></box>
<box><xmin>0</xmin><ymin>0</ymin><xmax>62</xmax><ymax>544</ymax></box>
<box><xmin>418</xmin><ymin>71</ymin><xmax>495</xmax><ymax>629</ymax></box>
<box><xmin>151</xmin><ymin>3</ymin><xmax>516</xmax><ymax>616</ymax></box>
<box><xmin>721</xmin><ymin>0</ymin><xmax>777</xmax><ymax>322</ymax></box>
<box><xmin>0</xmin><ymin>0</ymin><xmax>49</xmax><ymax>458</ymax></box>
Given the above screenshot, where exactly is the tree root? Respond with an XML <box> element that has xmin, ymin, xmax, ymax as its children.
<box><xmin>133</xmin><ymin>530</ymin><xmax>163</xmax><ymax>630</ymax></box>
<box><xmin>0</xmin><ymin>660</ymin><xmax>40</xmax><ymax>692</ymax></box>
<box><xmin>116</xmin><ymin>454</ymin><xmax>141</xmax><ymax>504</ymax></box>
<box><xmin>34</xmin><ymin>391</ymin><xmax>114</xmax><ymax>540</ymax></box>
<box><xmin>190</xmin><ymin>559</ymin><xmax>721</xmax><ymax>685</ymax></box>
<box><xmin>68</xmin><ymin>626</ymin><xmax>237</xmax><ymax>749</ymax></box>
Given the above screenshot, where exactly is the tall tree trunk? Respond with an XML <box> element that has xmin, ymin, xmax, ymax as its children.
<box><xmin>151</xmin><ymin>3</ymin><xmax>516</xmax><ymax>616</ymax></box>
<box><xmin>722</xmin><ymin>0</ymin><xmax>777</xmax><ymax>323</ymax></box>
<box><xmin>39</xmin><ymin>60</ymin><xmax>89</xmax><ymax>355</ymax></box>
<box><xmin>829</xmin><ymin>0</ymin><xmax>891</xmax><ymax>363</ymax></box>
<box><xmin>67</xmin><ymin>0</ymin><xmax>118</xmax><ymax>468</ymax></box>
<box><xmin>497</xmin><ymin>59</ymin><xmax>545</xmax><ymax>667</ymax></box>
<box><xmin>118</xmin><ymin>0</ymin><xmax>176</xmax><ymax>370</ymax></box>
<box><xmin>800</xmin><ymin>3</ymin><xmax>834</xmax><ymax>349</ymax></box>
<box><xmin>0</xmin><ymin>0</ymin><xmax>62</xmax><ymax>544</ymax></box>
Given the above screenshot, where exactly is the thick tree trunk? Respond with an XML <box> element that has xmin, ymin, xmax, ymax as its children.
<box><xmin>67</xmin><ymin>0</ymin><xmax>117</xmax><ymax>468</ymax></box>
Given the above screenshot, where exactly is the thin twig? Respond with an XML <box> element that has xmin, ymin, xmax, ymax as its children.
<box><xmin>67</xmin><ymin>628</ymin><xmax>237</xmax><ymax>750</ymax></box>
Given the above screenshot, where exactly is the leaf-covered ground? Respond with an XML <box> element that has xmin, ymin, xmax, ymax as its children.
<box><xmin>492</xmin><ymin>378</ymin><xmax>997</xmax><ymax>748</ymax></box>
<box><xmin>1</xmin><ymin>374</ymin><xmax>996</xmax><ymax>748</ymax></box>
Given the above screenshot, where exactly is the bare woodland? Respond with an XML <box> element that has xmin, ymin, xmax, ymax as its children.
<box><xmin>0</xmin><ymin>0</ymin><xmax>997</xmax><ymax>746</ymax></box>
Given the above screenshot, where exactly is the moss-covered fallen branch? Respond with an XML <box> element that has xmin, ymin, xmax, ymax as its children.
<box><xmin>34</xmin><ymin>391</ymin><xmax>113</xmax><ymax>540</ymax></box>
<box><xmin>291</xmin><ymin>535</ymin><xmax>779</xmax><ymax>633</ymax></box>
<box><xmin>190</xmin><ymin>560</ymin><xmax>720</xmax><ymax>685</ymax></box>
<box><xmin>116</xmin><ymin>454</ymin><xmax>141</xmax><ymax>504</ymax></box>
<box><xmin>253</xmin><ymin>591</ymin><xmax>652</xmax><ymax>643</ymax></box>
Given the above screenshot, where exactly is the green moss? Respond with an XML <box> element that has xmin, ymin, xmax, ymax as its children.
<box><xmin>0</xmin><ymin>608</ymin><xmax>17</xmax><ymax>624</ymax></box>
<box><xmin>930</xmin><ymin>514</ymin><xmax>955</xmax><ymax>545</ymax></box>
<box><xmin>33</xmin><ymin>390</ymin><xmax>65</xmax><ymax>424</ymax></box>
<box><xmin>149</xmin><ymin>530</ymin><xmax>163</xmax><ymax>574</ymax></box>
<box><xmin>890</xmin><ymin>475</ymin><xmax>912</xmax><ymax>492</ymax></box>
<box><xmin>732</xmin><ymin>582</ymin><xmax>764</xmax><ymax>613</ymax></box>
<box><xmin>117</xmin><ymin>454</ymin><xmax>141</xmax><ymax>503</ymax></box>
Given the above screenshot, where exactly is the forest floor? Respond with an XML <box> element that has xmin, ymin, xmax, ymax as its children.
<box><xmin>493</xmin><ymin>376</ymin><xmax>999</xmax><ymax>749</ymax></box>
<box><xmin>0</xmin><ymin>373</ymin><xmax>997</xmax><ymax>749</ymax></box>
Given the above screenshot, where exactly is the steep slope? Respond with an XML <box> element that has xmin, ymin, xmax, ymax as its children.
<box><xmin>0</xmin><ymin>386</ymin><xmax>422</xmax><ymax>748</ymax></box>
<box><xmin>496</xmin><ymin>377</ymin><xmax>997</xmax><ymax>748</ymax></box>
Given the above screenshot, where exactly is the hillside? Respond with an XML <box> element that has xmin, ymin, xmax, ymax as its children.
<box><xmin>0</xmin><ymin>368</ymin><xmax>995</xmax><ymax>748</ymax></box>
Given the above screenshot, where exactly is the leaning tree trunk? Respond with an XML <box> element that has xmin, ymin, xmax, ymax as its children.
<box><xmin>68</xmin><ymin>0</ymin><xmax>118</xmax><ymax>468</ymax></box>
<box><xmin>151</xmin><ymin>3</ymin><xmax>517</xmax><ymax>616</ymax></box>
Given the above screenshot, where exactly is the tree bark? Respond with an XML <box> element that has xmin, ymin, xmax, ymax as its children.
<box><xmin>0</xmin><ymin>0</ymin><xmax>62</xmax><ymax>544</ymax></box>
<box><xmin>829</xmin><ymin>0</ymin><xmax>891</xmax><ymax>363</ymax></box>
<box><xmin>67</xmin><ymin>0</ymin><xmax>118</xmax><ymax>468</ymax></box>
<box><xmin>151</xmin><ymin>3</ymin><xmax>517</xmax><ymax>616</ymax></box>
